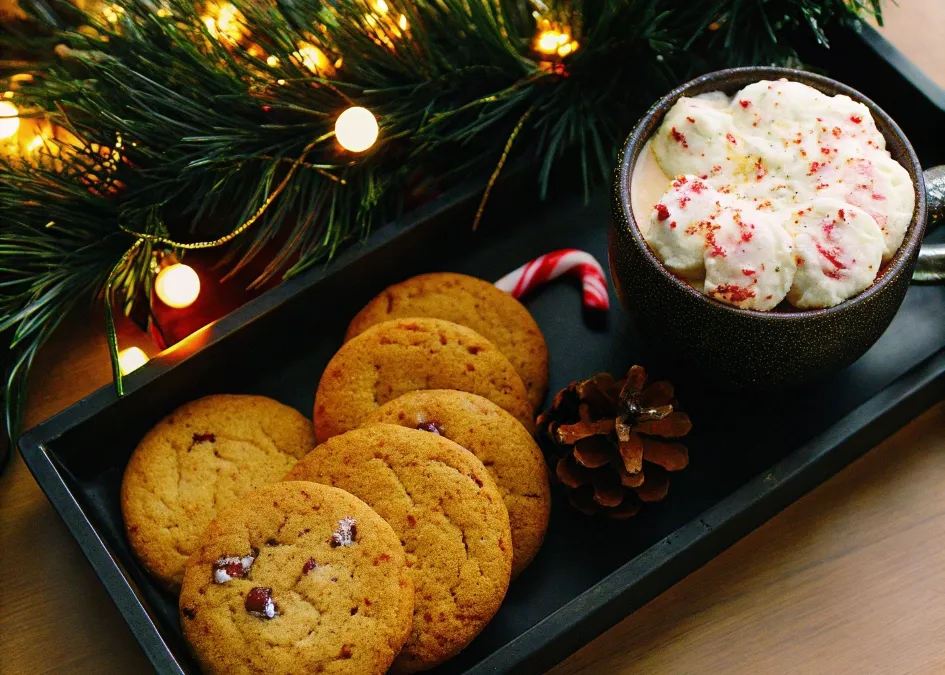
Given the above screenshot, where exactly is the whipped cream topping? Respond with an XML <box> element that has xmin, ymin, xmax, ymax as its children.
<box><xmin>635</xmin><ymin>79</ymin><xmax>914</xmax><ymax>310</ymax></box>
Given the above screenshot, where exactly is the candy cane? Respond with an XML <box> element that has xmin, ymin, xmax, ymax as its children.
<box><xmin>495</xmin><ymin>249</ymin><xmax>609</xmax><ymax>311</ymax></box>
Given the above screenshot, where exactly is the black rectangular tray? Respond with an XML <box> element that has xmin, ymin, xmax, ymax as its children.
<box><xmin>19</xmin><ymin>21</ymin><xmax>945</xmax><ymax>675</ymax></box>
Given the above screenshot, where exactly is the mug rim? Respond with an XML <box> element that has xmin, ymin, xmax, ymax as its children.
<box><xmin>615</xmin><ymin>66</ymin><xmax>928</xmax><ymax>321</ymax></box>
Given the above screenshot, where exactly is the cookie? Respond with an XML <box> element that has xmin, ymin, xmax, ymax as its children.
<box><xmin>363</xmin><ymin>390</ymin><xmax>550</xmax><ymax>578</ymax></box>
<box><xmin>179</xmin><ymin>481</ymin><xmax>414</xmax><ymax>675</ymax></box>
<box><xmin>345</xmin><ymin>273</ymin><xmax>549</xmax><ymax>410</ymax></box>
<box><xmin>314</xmin><ymin>317</ymin><xmax>533</xmax><ymax>443</ymax></box>
<box><xmin>121</xmin><ymin>394</ymin><xmax>316</xmax><ymax>591</ymax></box>
<box><xmin>286</xmin><ymin>425</ymin><xmax>512</xmax><ymax>673</ymax></box>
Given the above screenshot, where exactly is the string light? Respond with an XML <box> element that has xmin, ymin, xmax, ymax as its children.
<box><xmin>154</xmin><ymin>263</ymin><xmax>201</xmax><ymax>308</ymax></box>
<box><xmin>117</xmin><ymin>347</ymin><xmax>149</xmax><ymax>375</ymax></box>
<box><xmin>202</xmin><ymin>2</ymin><xmax>246</xmax><ymax>44</ymax></box>
<box><xmin>398</xmin><ymin>14</ymin><xmax>408</xmax><ymax>31</ymax></box>
<box><xmin>335</xmin><ymin>106</ymin><xmax>378</xmax><ymax>153</ymax></box>
<box><xmin>0</xmin><ymin>101</ymin><xmax>20</xmax><ymax>140</ymax></box>
<box><xmin>374</xmin><ymin>0</ymin><xmax>389</xmax><ymax>13</ymax></box>
<box><xmin>534</xmin><ymin>20</ymin><xmax>579</xmax><ymax>59</ymax></box>
<box><xmin>102</xmin><ymin>4</ymin><xmax>124</xmax><ymax>23</ymax></box>
<box><xmin>293</xmin><ymin>43</ymin><xmax>333</xmax><ymax>75</ymax></box>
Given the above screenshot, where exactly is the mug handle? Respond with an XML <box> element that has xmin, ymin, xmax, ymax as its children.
<box><xmin>914</xmin><ymin>165</ymin><xmax>945</xmax><ymax>283</ymax></box>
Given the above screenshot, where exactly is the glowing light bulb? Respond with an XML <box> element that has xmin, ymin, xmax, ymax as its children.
<box><xmin>398</xmin><ymin>14</ymin><xmax>408</xmax><ymax>30</ymax></box>
<box><xmin>202</xmin><ymin>2</ymin><xmax>245</xmax><ymax>43</ymax></box>
<box><xmin>537</xmin><ymin>31</ymin><xmax>560</xmax><ymax>54</ymax></box>
<box><xmin>154</xmin><ymin>263</ymin><xmax>201</xmax><ymax>308</ymax></box>
<box><xmin>266</xmin><ymin>55</ymin><xmax>280</xmax><ymax>67</ymax></box>
<box><xmin>118</xmin><ymin>347</ymin><xmax>150</xmax><ymax>375</ymax></box>
<box><xmin>294</xmin><ymin>43</ymin><xmax>331</xmax><ymax>74</ymax></box>
<box><xmin>375</xmin><ymin>0</ymin><xmax>389</xmax><ymax>13</ymax></box>
<box><xmin>0</xmin><ymin>101</ymin><xmax>20</xmax><ymax>140</ymax></box>
<box><xmin>335</xmin><ymin>107</ymin><xmax>378</xmax><ymax>153</ymax></box>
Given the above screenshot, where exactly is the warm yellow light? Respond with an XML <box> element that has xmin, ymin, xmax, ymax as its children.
<box><xmin>156</xmin><ymin>7</ymin><xmax>171</xmax><ymax>17</ymax></box>
<box><xmin>375</xmin><ymin>0</ymin><xmax>389</xmax><ymax>13</ymax></box>
<box><xmin>294</xmin><ymin>43</ymin><xmax>331</xmax><ymax>74</ymax></box>
<box><xmin>0</xmin><ymin>101</ymin><xmax>20</xmax><ymax>140</ymax></box>
<box><xmin>26</xmin><ymin>135</ymin><xmax>44</xmax><ymax>152</ymax></box>
<box><xmin>202</xmin><ymin>2</ymin><xmax>245</xmax><ymax>43</ymax></box>
<box><xmin>537</xmin><ymin>31</ymin><xmax>561</xmax><ymax>54</ymax></box>
<box><xmin>335</xmin><ymin>106</ymin><xmax>378</xmax><ymax>153</ymax></box>
<box><xmin>103</xmin><ymin>4</ymin><xmax>124</xmax><ymax>23</ymax></box>
<box><xmin>266</xmin><ymin>55</ymin><xmax>280</xmax><ymax>67</ymax></box>
<box><xmin>154</xmin><ymin>263</ymin><xmax>201</xmax><ymax>309</ymax></box>
<box><xmin>557</xmin><ymin>42</ymin><xmax>572</xmax><ymax>57</ymax></box>
<box><xmin>536</xmin><ymin>28</ymin><xmax>578</xmax><ymax>58</ymax></box>
<box><xmin>398</xmin><ymin>13</ymin><xmax>408</xmax><ymax>30</ymax></box>
<box><xmin>118</xmin><ymin>347</ymin><xmax>150</xmax><ymax>375</ymax></box>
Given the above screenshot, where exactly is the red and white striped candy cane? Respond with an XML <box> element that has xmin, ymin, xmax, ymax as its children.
<box><xmin>494</xmin><ymin>249</ymin><xmax>609</xmax><ymax>311</ymax></box>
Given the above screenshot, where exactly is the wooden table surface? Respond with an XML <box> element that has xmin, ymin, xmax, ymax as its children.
<box><xmin>1</xmin><ymin>5</ymin><xmax>943</xmax><ymax>673</ymax></box>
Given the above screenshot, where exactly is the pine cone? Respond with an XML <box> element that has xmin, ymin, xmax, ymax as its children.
<box><xmin>536</xmin><ymin>365</ymin><xmax>691</xmax><ymax>519</ymax></box>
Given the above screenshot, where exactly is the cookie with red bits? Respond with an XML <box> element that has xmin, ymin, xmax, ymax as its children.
<box><xmin>345</xmin><ymin>273</ymin><xmax>549</xmax><ymax>410</ymax></box>
<box><xmin>314</xmin><ymin>317</ymin><xmax>533</xmax><ymax>443</ymax></box>
<box><xmin>179</xmin><ymin>481</ymin><xmax>414</xmax><ymax>675</ymax></box>
<box><xmin>286</xmin><ymin>425</ymin><xmax>512</xmax><ymax>674</ymax></box>
<box><xmin>363</xmin><ymin>390</ymin><xmax>550</xmax><ymax>578</ymax></box>
<box><xmin>121</xmin><ymin>394</ymin><xmax>315</xmax><ymax>591</ymax></box>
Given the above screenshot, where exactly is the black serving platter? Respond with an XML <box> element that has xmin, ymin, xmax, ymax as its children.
<box><xmin>18</xmin><ymin>21</ymin><xmax>945</xmax><ymax>675</ymax></box>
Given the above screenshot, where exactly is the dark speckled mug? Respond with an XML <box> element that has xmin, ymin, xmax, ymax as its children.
<box><xmin>610</xmin><ymin>67</ymin><xmax>945</xmax><ymax>390</ymax></box>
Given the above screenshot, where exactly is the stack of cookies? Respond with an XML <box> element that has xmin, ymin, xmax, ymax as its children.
<box><xmin>120</xmin><ymin>272</ymin><xmax>552</xmax><ymax>675</ymax></box>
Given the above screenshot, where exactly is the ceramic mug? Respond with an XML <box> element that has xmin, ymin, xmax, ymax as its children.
<box><xmin>610</xmin><ymin>66</ymin><xmax>945</xmax><ymax>390</ymax></box>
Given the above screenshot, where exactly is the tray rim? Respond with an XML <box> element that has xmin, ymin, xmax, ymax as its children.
<box><xmin>16</xmin><ymin>24</ymin><xmax>945</xmax><ymax>675</ymax></box>
<box><xmin>854</xmin><ymin>20</ymin><xmax>945</xmax><ymax>112</ymax></box>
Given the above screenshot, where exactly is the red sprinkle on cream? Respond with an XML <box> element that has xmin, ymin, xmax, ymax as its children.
<box><xmin>706</xmin><ymin>232</ymin><xmax>726</xmax><ymax>258</ymax></box>
<box><xmin>670</xmin><ymin>127</ymin><xmax>688</xmax><ymax>148</ymax></box>
<box><xmin>711</xmin><ymin>284</ymin><xmax>755</xmax><ymax>302</ymax></box>
<box><xmin>655</xmin><ymin>204</ymin><xmax>671</xmax><ymax>221</ymax></box>
<box><xmin>816</xmin><ymin>242</ymin><xmax>846</xmax><ymax>270</ymax></box>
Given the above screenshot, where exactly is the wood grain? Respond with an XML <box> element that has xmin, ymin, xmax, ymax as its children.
<box><xmin>0</xmin><ymin>4</ymin><xmax>943</xmax><ymax>673</ymax></box>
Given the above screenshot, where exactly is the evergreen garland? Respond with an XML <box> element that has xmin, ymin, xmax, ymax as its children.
<box><xmin>0</xmin><ymin>0</ymin><xmax>881</xmax><ymax>436</ymax></box>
